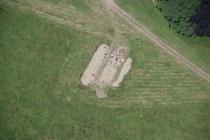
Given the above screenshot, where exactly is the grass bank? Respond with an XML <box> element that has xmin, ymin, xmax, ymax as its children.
<box><xmin>116</xmin><ymin>0</ymin><xmax>210</xmax><ymax>73</ymax></box>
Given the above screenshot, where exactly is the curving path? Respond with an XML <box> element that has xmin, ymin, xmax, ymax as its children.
<box><xmin>103</xmin><ymin>0</ymin><xmax>210</xmax><ymax>84</ymax></box>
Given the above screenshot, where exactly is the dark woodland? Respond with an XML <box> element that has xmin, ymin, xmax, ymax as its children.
<box><xmin>158</xmin><ymin>0</ymin><xmax>210</xmax><ymax>37</ymax></box>
<box><xmin>192</xmin><ymin>0</ymin><xmax>210</xmax><ymax>36</ymax></box>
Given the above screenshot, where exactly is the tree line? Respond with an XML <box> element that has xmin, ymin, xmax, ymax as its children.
<box><xmin>157</xmin><ymin>0</ymin><xmax>210</xmax><ymax>37</ymax></box>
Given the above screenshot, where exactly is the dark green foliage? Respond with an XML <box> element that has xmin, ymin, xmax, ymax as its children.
<box><xmin>157</xmin><ymin>0</ymin><xmax>200</xmax><ymax>37</ymax></box>
<box><xmin>192</xmin><ymin>0</ymin><xmax>210</xmax><ymax>36</ymax></box>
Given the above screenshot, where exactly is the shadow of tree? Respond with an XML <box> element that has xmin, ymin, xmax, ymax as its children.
<box><xmin>192</xmin><ymin>0</ymin><xmax>210</xmax><ymax>36</ymax></box>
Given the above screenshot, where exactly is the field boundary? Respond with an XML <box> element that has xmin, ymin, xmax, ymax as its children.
<box><xmin>2</xmin><ymin>0</ymin><xmax>210</xmax><ymax>109</ymax></box>
<box><xmin>102</xmin><ymin>0</ymin><xmax>210</xmax><ymax>85</ymax></box>
<box><xmin>2</xmin><ymin>0</ymin><xmax>111</xmax><ymax>39</ymax></box>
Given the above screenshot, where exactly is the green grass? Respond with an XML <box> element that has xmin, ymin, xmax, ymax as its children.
<box><xmin>1</xmin><ymin>3</ymin><xmax>210</xmax><ymax>140</ymax></box>
<box><xmin>0</xmin><ymin>5</ymin><xmax>104</xmax><ymax>139</ymax></box>
<box><xmin>42</xmin><ymin>0</ymin><xmax>89</xmax><ymax>10</ymax></box>
<box><xmin>108</xmin><ymin>35</ymin><xmax>210</xmax><ymax>102</ymax></box>
<box><xmin>116</xmin><ymin>0</ymin><xmax>210</xmax><ymax>73</ymax></box>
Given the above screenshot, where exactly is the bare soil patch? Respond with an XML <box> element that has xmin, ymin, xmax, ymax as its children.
<box><xmin>112</xmin><ymin>58</ymin><xmax>133</xmax><ymax>87</ymax></box>
<box><xmin>81</xmin><ymin>44</ymin><xmax>110</xmax><ymax>86</ymax></box>
<box><xmin>81</xmin><ymin>44</ymin><xmax>132</xmax><ymax>98</ymax></box>
<box><xmin>99</xmin><ymin>46</ymin><xmax>127</xmax><ymax>87</ymax></box>
<box><xmin>96</xmin><ymin>88</ymin><xmax>107</xmax><ymax>98</ymax></box>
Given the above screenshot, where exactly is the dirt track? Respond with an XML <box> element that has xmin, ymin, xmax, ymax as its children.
<box><xmin>103</xmin><ymin>0</ymin><xmax>210</xmax><ymax>84</ymax></box>
<box><xmin>4</xmin><ymin>0</ymin><xmax>210</xmax><ymax>85</ymax></box>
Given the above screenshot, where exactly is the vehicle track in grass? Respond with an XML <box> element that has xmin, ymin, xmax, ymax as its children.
<box><xmin>2</xmin><ymin>0</ymin><xmax>112</xmax><ymax>39</ymax></box>
<box><xmin>103</xmin><ymin>0</ymin><xmax>210</xmax><ymax>85</ymax></box>
<box><xmin>3</xmin><ymin>0</ymin><xmax>210</xmax><ymax>86</ymax></box>
<box><xmin>75</xmin><ymin>87</ymin><xmax>210</xmax><ymax>108</ymax></box>
<box><xmin>2</xmin><ymin>0</ymin><xmax>210</xmax><ymax>108</ymax></box>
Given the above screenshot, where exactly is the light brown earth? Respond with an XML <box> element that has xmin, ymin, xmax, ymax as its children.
<box><xmin>81</xmin><ymin>44</ymin><xmax>110</xmax><ymax>86</ymax></box>
<box><xmin>81</xmin><ymin>44</ymin><xmax>132</xmax><ymax>98</ymax></box>
<box><xmin>112</xmin><ymin>58</ymin><xmax>133</xmax><ymax>87</ymax></box>
<box><xmin>103</xmin><ymin>0</ymin><xmax>210</xmax><ymax>84</ymax></box>
<box><xmin>99</xmin><ymin>46</ymin><xmax>127</xmax><ymax>87</ymax></box>
<box><xmin>96</xmin><ymin>88</ymin><xmax>107</xmax><ymax>98</ymax></box>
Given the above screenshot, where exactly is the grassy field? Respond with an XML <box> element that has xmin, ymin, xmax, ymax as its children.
<box><xmin>0</xmin><ymin>1</ymin><xmax>210</xmax><ymax>140</ymax></box>
<box><xmin>107</xmin><ymin>35</ymin><xmax>210</xmax><ymax>104</ymax></box>
<box><xmin>42</xmin><ymin>0</ymin><xmax>89</xmax><ymax>10</ymax></box>
<box><xmin>116</xmin><ymin>0</ymin><xmax>210</xmax><ymax>73</ymax></box>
